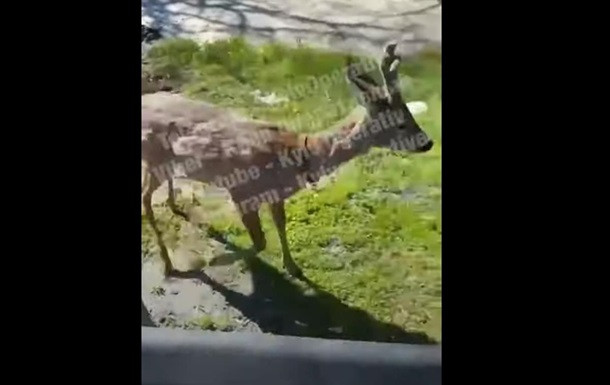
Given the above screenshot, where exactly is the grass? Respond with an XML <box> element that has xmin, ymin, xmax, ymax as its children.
<box><xmin>142</xmin><ymin>37</ymin><xmax>441</xmax><ymax>342</ymax></box>
<box><xmin>190</xmin><ymin>314</ymin><xmax>236</xmax><ymax>332</ymax></box>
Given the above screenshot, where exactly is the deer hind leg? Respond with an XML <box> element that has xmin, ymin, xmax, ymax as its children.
<box><xmin>270</xmin><ymin>200</ymin><xmax>303</xmax><ymax>278</ymax></box>
<box><xmin>143</xmin><ymin>174</ymin><xmax>174</xmax><ymax>277</ymax></box>
<box><xmin>166</xmin><ymin>178</ymin><xmax>189</xmax><ymax>221</ymax></box>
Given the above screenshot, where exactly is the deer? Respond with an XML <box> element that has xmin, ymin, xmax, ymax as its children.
<box><xmin>141</xmin><ymin>43</ymin><xmax>434</xmax><ymax>279</ymax></box>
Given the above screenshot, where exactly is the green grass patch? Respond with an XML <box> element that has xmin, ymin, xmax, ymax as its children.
<box><xmin>142</xmin><ymin>37</ymin><xmax>441</xmax><ymax>341</ymax></box>
<box><xmin>190</xmin><ymin>314</ymin><xmax>236</xmax><ymax>332</ymax></box>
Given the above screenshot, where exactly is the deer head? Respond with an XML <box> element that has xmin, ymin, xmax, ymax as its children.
<box><xmin>330</xmin><ymin>43</ymin><xmax>434</xmax><ymax>156</ymax></box>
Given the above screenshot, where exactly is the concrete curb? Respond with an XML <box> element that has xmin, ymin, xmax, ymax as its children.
<box><xmin>142</xmin><ymin>326</ymin><xmax>441</xmax><ymax>385</ymax></box>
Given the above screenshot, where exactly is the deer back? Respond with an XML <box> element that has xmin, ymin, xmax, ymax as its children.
<box><xmin>141</xmin><ymin>92</ymin><xmax>314</xmax><ymax>204</ymax></box>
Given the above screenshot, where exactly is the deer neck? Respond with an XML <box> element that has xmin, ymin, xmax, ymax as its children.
<box><xmin>326</xmin><ymin>136</ymin><xmax>368</xmax><ymax>167</ymax></box>
<box><xmin>306</xmin><ymin>119</ymin><xmax>374</xmax><ymax>175</ymax></box>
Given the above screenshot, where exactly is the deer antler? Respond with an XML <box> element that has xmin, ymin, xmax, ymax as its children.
<box><xmin>380</xmin><ymin>42</ymin><xmax>402</xmax><ymax>102</ymax></box>
<box><xmin>345</xmin><ymin>55</ymin><xmax>379</xmax><ymax>94</ymax></box>
<box><xmin>333</xmin><ymin>47</ymin><xmax>401</xmax><ymax>154</ymax></box>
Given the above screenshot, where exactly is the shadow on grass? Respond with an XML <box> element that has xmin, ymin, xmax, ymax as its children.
<box><xmin>169</xmin><ymin>227</ymin><xmax>436</xmax><ymax>344</ymax></box>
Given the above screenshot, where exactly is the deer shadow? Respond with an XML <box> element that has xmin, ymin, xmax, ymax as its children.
<box><xmin>170</xmin><ymin>229</ymin><xmax>436</xmax><ymax>344</ymax></box>
<box><xmin>142</xmin><ymin>298</ymin><xmax>156</xmax><ymax>327</ymax></box>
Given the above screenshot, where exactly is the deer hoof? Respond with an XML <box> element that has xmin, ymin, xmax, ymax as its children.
<box><xmin>253</xmin><ymin>239</ymin><xmax>267</xmax><ymax>252</ymax></box>
<box><xmin>163</xmin><ymin>265</ymin><xmax>176</xmax><ymax>278</ymax></box>
<box><xmin>285</xmin><ymin>263</ymin><xmax>304</xmax><ymax>279</ymax></box>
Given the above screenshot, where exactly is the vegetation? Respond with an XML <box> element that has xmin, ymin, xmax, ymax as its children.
<box><xmin>142</xmin><ymin>37</ymin><xmax>441</xmax><ymax>342</ymax></box>
<box><xmin>190</xmin><ymin>314</ymin><xmax>236</xmax><ymax>332</ymax></box>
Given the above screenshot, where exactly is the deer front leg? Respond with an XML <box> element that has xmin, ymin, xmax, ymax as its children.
<box><xmin>233</xmin><ymin>192</ymin><xmax>266</xmax><ymax>251</ymax></box>
<box><xmin>143</xmin><ymin>182</ymin><xmax>175</xmax><ymax>277</ymax></box>
<box><xmin>270</xmin><ymin>201</ymin><xmax>303</xmax><ymax>278</ymax></box>
<box><xmin>166</xmin><ymin>178</ymin><xmax>189</xmax><ymax>221</ymax></box>
<box><xmin>241</xmin><ymin>210</ymin><xmax>267</xmax><ymax>252</ymax></box>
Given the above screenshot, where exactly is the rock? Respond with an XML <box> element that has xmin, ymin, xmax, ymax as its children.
<box><xmin>141</xmin><ymin>71</ymin><xmax>176</xmax><ymax>95</ymax></box>
<box><xmin>250</xmin><ymin>90</ymin><xmax>289</xmax><ymax>105</ymax></box>
<box><xmin>142</xmin><ymin>25</ymin><xmax>162</xmax><ymax>43</ymax></box>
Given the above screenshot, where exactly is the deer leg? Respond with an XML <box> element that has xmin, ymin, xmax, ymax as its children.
<box><xmin>166</xmin><ymin>178</ymin><xmax>189</xmax><ymax>220</ymax></box>
<box><xmin>270</xmin><ymin>200</ymin><xmax>303</xmax><ymax>278</ymax></box>
<box><xmin>143</xmin><ymin>181</ymin><xmax>174</xmax><ymax>277</ymax></box>
<box><xmin>241</xmin><ymin>210</ymin><xmax>267</xmax><ymax>252</ymax></box>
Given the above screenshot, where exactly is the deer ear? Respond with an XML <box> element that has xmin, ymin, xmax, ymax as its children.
<box><xmin>345</xmin><ymin>56</ymin><xmax>379</xmax><ymax>93</ymax></box>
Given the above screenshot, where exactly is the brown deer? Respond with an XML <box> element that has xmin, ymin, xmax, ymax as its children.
<box><xmin>142</xmin><ymin>43</ymin><xmax>434</xmax><ymax>278</ymax></box>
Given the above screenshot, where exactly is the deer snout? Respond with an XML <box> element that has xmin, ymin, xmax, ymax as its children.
<box><xmin>416</xmin><ymin>139</ymin><xmax>434</xmax><ymax>153</ymax></box>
